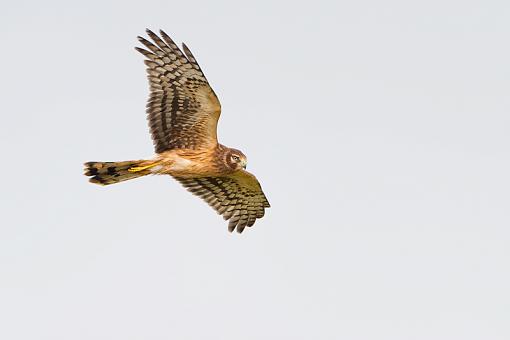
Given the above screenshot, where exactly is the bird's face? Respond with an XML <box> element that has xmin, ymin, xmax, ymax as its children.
<box><xmin>226</xmin><ymin>148</ymin><xmax>247</xmax><ymax>171</ymax></box>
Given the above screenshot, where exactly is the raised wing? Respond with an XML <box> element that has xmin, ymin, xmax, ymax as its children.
<box><xmin>174</xmin><ymin>170</ymin><xmax>270</xmax><ymax>233</ymax></box>
<box><xmin>136</xmin><ymin>29</ymin><xmax>221</xmax><ymax>152</ymax></box>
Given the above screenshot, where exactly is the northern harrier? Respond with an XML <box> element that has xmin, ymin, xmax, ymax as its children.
<box><xmin>84</xmin><ymin>29</ymin><xmax>270</xmax><ymax>233</ymax></box>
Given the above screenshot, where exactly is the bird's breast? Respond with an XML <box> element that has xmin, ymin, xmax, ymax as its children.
<box><xmin>171</xmin><ymin>157</ymin><xmax>194</xmax><ymax>171</ymax></box>
<box><xmin>157</xmin><ymin>150</ymin><xmax>220</xmax><ymax>177</ymax></box>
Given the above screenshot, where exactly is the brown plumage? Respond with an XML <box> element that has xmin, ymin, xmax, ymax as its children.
<box><xmin>84</xmin><ymin>29</ymin><xmax>270</xmax><ymax>233</ymax></box>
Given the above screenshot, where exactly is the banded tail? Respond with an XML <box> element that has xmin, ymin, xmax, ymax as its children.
<box><xmin>84</xmin><ymin>160</ymin><xmax>159</xmax><ymax>185</ymax></box>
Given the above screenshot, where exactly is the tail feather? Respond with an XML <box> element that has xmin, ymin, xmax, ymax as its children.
<box><xmin>84</xmin><ymin>160</ymin><xmax>155</xmax><ymax>185</ymax></box>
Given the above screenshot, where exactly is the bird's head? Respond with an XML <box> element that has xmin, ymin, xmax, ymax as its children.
<box><xmin>225</xmin><ymin>148</ymin><xmax>247</xmax><ymax>171</ymax></box>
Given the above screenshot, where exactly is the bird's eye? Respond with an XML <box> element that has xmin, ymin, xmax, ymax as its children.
<box><xmin>232</xmin><ymin>155</ymin><xmax>239</xmax><ymax>162</ymax></box>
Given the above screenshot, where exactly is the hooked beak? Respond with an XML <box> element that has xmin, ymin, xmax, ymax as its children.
<box><xmin>241</xmin><ymin>159</ymin><xmax>247</xmax><ymax>169</ymax></box>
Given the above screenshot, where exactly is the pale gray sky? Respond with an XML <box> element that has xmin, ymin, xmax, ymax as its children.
<box><xmin>1</xmin><ymin>0</ymin><xmax>510</xmax><ymax>339</ymax></box>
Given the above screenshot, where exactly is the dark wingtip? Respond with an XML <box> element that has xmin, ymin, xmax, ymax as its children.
<box><xmin>159</xmin><ymin>30</ymin><xmax>175</xmax><ymax>44</ymax></box>
<box><xmin>146</xmin><ymin>29</ymin><xmax>160</xmax><ymax>41</ymax></box>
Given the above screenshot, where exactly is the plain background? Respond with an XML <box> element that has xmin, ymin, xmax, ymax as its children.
<box><xmin>1</xmin><ymin>0</ymin><xmax>509</xmax><ymax>339</ymax></box>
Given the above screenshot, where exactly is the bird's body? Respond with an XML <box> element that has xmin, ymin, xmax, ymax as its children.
<box><xmin>84</xmin><ymin>29</ymin><xmax>269</xmax><ymax>233</ymax></box>
<box><xmin>155</xmin><ymin>148</ymin><xmax>221</xmax><ymax>177</ymax></box>
<box><xmin>141</xmin><ymin>144</ymin><xmax>242</xmax><ymax>178</ymax></box>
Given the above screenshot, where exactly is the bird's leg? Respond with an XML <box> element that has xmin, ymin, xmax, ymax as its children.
<box><xmin>128</xmin><ymin>161</ymin><xmax>161</xmax><ymax>173</ymax></box>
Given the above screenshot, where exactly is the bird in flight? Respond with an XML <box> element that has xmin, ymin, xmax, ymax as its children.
<box><xmin>84</xmin><ymin>29</ymin><xmax>270</xmax><ymax>233</ymax></box>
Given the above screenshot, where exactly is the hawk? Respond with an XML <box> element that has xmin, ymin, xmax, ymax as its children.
<box><xmin>84</xmin><ymin>29</ymin><xmax>270</xmax><ymax>233</ymax></box>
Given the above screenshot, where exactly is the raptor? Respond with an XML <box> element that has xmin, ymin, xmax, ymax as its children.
<box><xmin>84</xmin><ymin>29</ymin><xmax>270</xmax><ymax>233</ymax></box>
